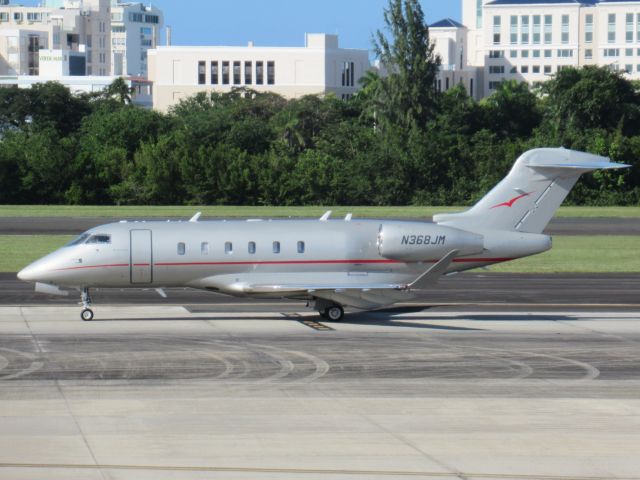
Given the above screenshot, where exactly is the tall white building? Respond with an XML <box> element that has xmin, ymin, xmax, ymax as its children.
<box><xmin>110</xmin><ymin>1</ymin><xmax>163</xmax><ymax>77</ymax></box>
<box><xmin>435</xmin><ymin>0</ymin><xmax>640</xmax><ymax>99</ymax></box>
<box><xmin>148</xmin><ymin>33</ymin><xmax>370</xmax><ymax>112</ymax></box>
<box><xmin>0</xmin><ymin>0</ymin><xmax>111</xmax><ymax>76</ymax></box>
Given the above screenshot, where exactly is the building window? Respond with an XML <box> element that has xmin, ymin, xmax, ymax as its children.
<box><xmin>273</xmin><ymin>241</ymin><xmax>280</xmax><ymax>254</ymax></box>
<box><xmin>509</xmin><ymin>50</ymin><xmax>517</xmax><ymax>58</ymax></box>
<box><xmin>341</xmin><ymin>61</ymin><xmax>355</xmax><ymax>87</ymax></box>
<box><xmin>637</xmin><ymin>14</ymin><xmax>640</xmax><ymax>42</ymax></box>
<box><xmin>476</xmin><ymin>0</ymin><xmax>483</xmax><ymax>28</ymax></box>
<box><xmin>533</xmin><ymin>15</ymin><xmax>541</xmax><ymax>44</ymax></box>
<box><xmin>211</xmin><ymin>61</ymin><xmax>218</xmax><ymax>84</ymax></box>
<box><xmin>533</xmin><ymin>50</ymin><xmax>540</xmax><ymax>58</ymax></box>
<box><xmin>198</xmin><ymin>61</ymin><xmax>206</xmax><ymax>84</ymax></box>
<box><xmin>544</xmin><ymin>65</ymin><xmax>552</xmax><ymax>74</ymax></box>
<box><xmin>489</xmin><ymin>65</ymin><xmax>504</xmax><ymax>74</ymax></box>
<box><xmin>626</xmin><ymin>48</ymin><xmax>634</xmax><ymax>56</ymax></box>
<box><xmin>627</xmin><ymin>13</ymin><xmax>634</xmax><ymax>43</ymax></box>
<box><xmin>544</xmin><ymin>49</ymin><xmax>552</xmax><ymax>58</ymax></box>
<box><xmin>489</xmin><ymin>50</ymin><xmax>504</xmax><ymax>58</ymax></box>
<box><xmin>470</xmin><ymin>78</ymin><xmax>474</xmax><ymax>97</ymax></box>
<box><xmin>297</xmin><ymin>241</ymin><xmax>305</xmax><ymax>254</ymax></box>
<box><xmin>225</xmin><ymin>242</ymin><xmax>233</xmax><ymax>254</ymax></box>
<box><xmin>637</xmin><ymin>64</ymin><xmax>640</xmax><ymax>72</ymax></box>
<box><xmin>248</xmin><ymin>242</ymin><xmax>256</xmax><ymax>254</ymax></box>
<box><xmin>609</xmin><ymin>14</ymin><xmax>616</xmax><ymax>43</ymax></box>
<box><xmin>585</xmin><ymin>49</ymin><xmax>593</xmax><ymax>60</ymax></box>
<box><xmin>561</xmin><ymin>15</ymin><xmax>569</xmax><ymax>44</ymax></box>
<box><xmin>244</xmin><ymin>61</ymin><xmax>252</xmax><ymax>84</ymax></box>
<box><xmin>201</xmin><ymin>242</ymin><xmax>209</xmax><ymax>255</ymax></box>
<box><xmin>489</xmin><ymin>81</ymin><xmax>502</xmax><ymax>90</ymax></box>
<box><xmin>233</xmin><ymin>61</ymin><xmax>241</xmax><ymax>85</ymax></box>
<box><xmin>521</xmin><ymin>65</ymin><xmax>529</xmax><ymax>73</ymax></box>
<box><xmin>27</xmin><ymin>12</ymin><xmax>42</xmax><ymax>22</ymax></box>
<box><xmin>510</xmin><ymin>16</ymin><xmax>518</xmax><ymax>45</ymax></box>
<box><xmin>510</xmin><ymin>66</ymin><xmax>517</xmax><ymax>74</ymax></box>
<box><xmin>256</xmin><ymin>61</ymin><xmax>264</xmax><ymax>84</ymax></box>
<box><xmin>445</xmin><ymin>77</ymin><xmax>450</xmax><ymax>90</ymax></box>
<box><xmin>267</xmin><ymin>61</ymin><xmax>275</xmax><ymax>85</ymax></box>
<box><xmin>177</xmin><ymin>243</ymin><xmax>185</xmax><ymax>255</ymax></box>
<box><xmin>603</xmin><ymin>48</ymin><xmax>620</xmax><ymax>57</ymax></box>
<box><xmin>533</xmin><ymin>65</ymin><xmax>540</xmax><ymax>73</ymax></box>
<box><xmin>557</xmin><ymin>49</ymin><xmax>573</xmax><ymax>58</ymax></box>
<box><xmin>0</xmin><ymin>12</ymin><xmax>7</xmax><ymax>22</ymax></box>
<box><xmin>521</xmin><ymin>15</ymin><xmax>529</xmax><ymax>44</ymax></box>
<box><xmin>522</xmin><ymin>50</ymin><xmax>529</xmax><ymax>58</ymax></box>
<box><xmin>625</xmin><ymin>64</ymin><xmax>633</xmax><ymax>73</ymax></box>
<box><xmin>14</xmin><ymin>12</ymin><xmax>22</xmax><ymax>22</ymax></box>
<box><xmin>222</xmin><ymin>61</ymin><xmax>229</xmax><ymax>84</ymax></box>
<box><xmin>493</xmin><ymin>15</ymin><xmax>501</xmax><ymax>44</ymax></box>
<box><xmin>585</xmin><ymin>14</ymin><xmax>593</xmax><ymax>43</ymax></box>
<box><xmin>544</xmin><ymin>15</ymin><xmax>552</xmax><ymax>44</ymax></box>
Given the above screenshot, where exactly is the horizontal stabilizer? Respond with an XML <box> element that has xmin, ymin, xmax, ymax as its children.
<box><xmin>528</xmin><ymin>161</ymin><xmax>630</xmax><ymax>171</ymax></box>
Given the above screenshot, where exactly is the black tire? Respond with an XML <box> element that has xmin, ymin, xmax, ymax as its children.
<box><xmin>319</xmin><ymin>310</ymin><xmax>329</xmax><ymax>319</ymax></box>
<box><xmin>81</xmin><ymin>308</ymin><xmax>94</xmax><ymax>321</ymax></box>
<box><xmin>326</xmin><ymin>305</ymin><xmax>344</xmax><ymax>322</ymax></box>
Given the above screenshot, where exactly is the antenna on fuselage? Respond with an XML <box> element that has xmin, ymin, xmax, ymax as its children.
<box><xmin>319</xmin><ymin>211</ymin><xmax>332</xmax><ymax>221</ymax></box>
<box><xmin>189</xmin><ymin>212</ymin><xmax>202</xmax><ymax>223</ymax></box>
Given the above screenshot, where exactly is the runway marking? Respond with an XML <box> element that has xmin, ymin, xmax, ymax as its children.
<box><xmin>299</xmin><ymin>318</ymin><xmax>334</xmax><ymax>331</ymax></box>
<box><xmin>0</xmin><ymin>463</ymin><xmax>637</xmax><ymax>480</ymax></box>
<box><xmin>0</xmin><ymin>348</ymin><xmax>43</xmax><ymax>381</ymax></box>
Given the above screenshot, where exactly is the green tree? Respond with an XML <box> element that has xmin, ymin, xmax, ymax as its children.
<box><xmin>373</xmin><ymin>0</ymin><xmax>441</xmax><ymax>130</ymax></box>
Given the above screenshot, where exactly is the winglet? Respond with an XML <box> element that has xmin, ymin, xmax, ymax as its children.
<box><xmin>319</xmin><ymin>211</ymin><xmax>332</xmax><ymax>221</ymax></box>
<box><xmin>189</xmin><ymin>212</ymin><xmax>202</xmax><ymax>223</ymax></box>
<box><xmin>408</xmin><ymin>250</ymin><xmax>459</xmax><ymax>290</ymax></box>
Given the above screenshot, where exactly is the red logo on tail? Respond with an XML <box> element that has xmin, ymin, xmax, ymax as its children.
<box><xmin>491</xmin><ymin>192</ymin><xmax>533</xmax><ymax>209</ymax></box>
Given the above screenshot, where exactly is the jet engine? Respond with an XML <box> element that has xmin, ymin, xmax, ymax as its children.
<box><xmin>377</xmin><ymin>223</ymin><xmax>484</xmax><ymax>261</ymax></box>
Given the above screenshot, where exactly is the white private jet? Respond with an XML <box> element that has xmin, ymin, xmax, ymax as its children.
<box><xmin>18</xmin><ymin>148</ymin><xmax>628</xmax><ymax>321</ymax></box>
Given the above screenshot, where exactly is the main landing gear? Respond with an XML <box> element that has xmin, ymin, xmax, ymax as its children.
<box><xmin>80</xmin><ymin>288</ymin><xmax>94</xmax><ymax>321</ymax></box>
<box><xmin>314</xmin><ymin>299</ymin><xmax>345</xmax><ymax>322</ymax></box>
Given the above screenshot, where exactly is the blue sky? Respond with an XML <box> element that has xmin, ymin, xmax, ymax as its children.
<box><xmin>150</xmin><ymin>0</ymin><xmax>460</xmax><ymax>50</ymax></box>
<box><xmin>23</xmin><ymin>1</ymin><xmax>460</xmax><ymax>51</ymax></box>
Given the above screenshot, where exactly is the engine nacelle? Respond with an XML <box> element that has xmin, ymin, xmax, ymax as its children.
<box><xmin>378</xmin><ymin>222</ymin><xmax>484</xmax><ymax>261</ymax></box>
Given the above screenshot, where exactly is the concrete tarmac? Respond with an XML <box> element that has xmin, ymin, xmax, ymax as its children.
<box><xmin>0</xmin><ymin>305</ymin><xmax>640</xmax><ymax>479</ymax></box>
<box><xmin>1</xmin><ymin>216</ymin><xmax>639</xmax><ymax>235</ymax></box>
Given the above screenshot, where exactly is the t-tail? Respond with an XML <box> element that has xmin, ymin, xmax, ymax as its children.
<box><xmin>434</xmin><ymin>148</ymin><xmax>629</xmax><ymax>234</ymax></box>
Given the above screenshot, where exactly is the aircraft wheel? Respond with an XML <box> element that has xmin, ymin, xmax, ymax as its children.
<box><xmin>81</xmin><ymin>308</ymin><xmax>94</xmax><ymax>322</ymax></box>
<box><xmin>326</xmin><ymin>305</ymin><xmax>344</xmax><ymax>322</ymax></box>
<box><xmin>319</xmin><ymin>310</ymin><xmax>329</xmax><ymax>319</ymax></box>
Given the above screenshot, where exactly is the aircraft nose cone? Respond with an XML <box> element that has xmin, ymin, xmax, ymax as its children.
<box><xmin>17</xmin><ymin>266</ymin><xmax>34</xmax><ymax>282</ymax></box>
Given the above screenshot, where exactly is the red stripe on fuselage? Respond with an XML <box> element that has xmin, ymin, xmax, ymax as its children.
<box><xmin>53</xmin><ymin>258</ymin><xmax>515</xmax><ymax>271</ymax></box>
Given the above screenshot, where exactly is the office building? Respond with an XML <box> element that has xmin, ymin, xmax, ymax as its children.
<box><xmin>147</xmin><ymin>33</ymin><xmax>370</xmax><ymax>112</ymax></box>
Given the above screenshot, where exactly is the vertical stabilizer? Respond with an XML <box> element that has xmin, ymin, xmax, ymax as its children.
<box><xmin>433</xmin><ymin>148</ymin><xmax>629</xmax><ymax>234</ymax></box>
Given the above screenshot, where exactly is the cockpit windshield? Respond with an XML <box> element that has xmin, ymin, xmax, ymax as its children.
<box><xmin>65</xmin><ymin>233</ymin><xmax>91</xmax><ymax>247</ymax></box>
<box><xmin>86</xmin><ymin>234</ymin><xmax>111</xmax><ymax>244</ymax></box>
<box><xmin>64</xmin><ymin>233</ymin><xmax>111</xmax><ymax>247</ymax></box>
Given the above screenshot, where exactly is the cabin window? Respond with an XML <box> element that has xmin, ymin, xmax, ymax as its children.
<box><xmin>225</xmin><ymin>242</ymin><xmax>233</xmax><ymax>254</ymax></box>
<box><xmin>297</xmin><ymin>241</ymin><xmax>305</xmax><ymax>254</ymax></box>
<box><xmin>248</xmin><ymin>241</ymin><xmax>256</xmax><ymax>254</ymax></box>
<box><xmin>177</xmin><ymin>242</ymin><xmax>185</xmax><ymax>255</ymax></box>
<box><xmin>86</xmin><ymin>234</ymin><xmax>111</xmax><ymax>244</ymax></box>
<box><xmin>273</xmin><ymin>241</ymin><xmax>280</xmax><ymax>254</ymax></box>
<box><xmin>201</xmin><ymin>242</ymin><xmax>209</xmax><ymax>255</ymax></box>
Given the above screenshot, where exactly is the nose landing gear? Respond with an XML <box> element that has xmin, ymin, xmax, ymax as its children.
<box><xmin>80</xmin><ymin>288</ymin><xmax>94</xmax><ymax>321</ymax></box>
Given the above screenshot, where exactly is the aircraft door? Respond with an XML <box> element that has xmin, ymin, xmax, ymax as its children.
<box><xmin>130</xmin><ymin>229</ymin><xmax>153</xmax><ymax>284</ymax></box>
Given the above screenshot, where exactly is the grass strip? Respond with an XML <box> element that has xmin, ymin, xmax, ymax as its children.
<box><xmin>2</xmin><ymin>235</ymin><xmax>638</xmax><ymax>274</ymax></box>
<box><xmin>0</xmin><ymin>205</ymin><xmax>638</xmax><ymax>218</ymax></box>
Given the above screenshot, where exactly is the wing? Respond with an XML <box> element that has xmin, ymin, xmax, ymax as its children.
<box><xmin>238</xmin><ymin>250</ymin><xmax>460</xmax><ymax>310</ymax></box>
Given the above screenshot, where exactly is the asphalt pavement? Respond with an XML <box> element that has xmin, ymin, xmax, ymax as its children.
<box><xmin>1</xmin><ymin>216</ymin><xmax>639</xmax><ymax>235</ymax></box>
